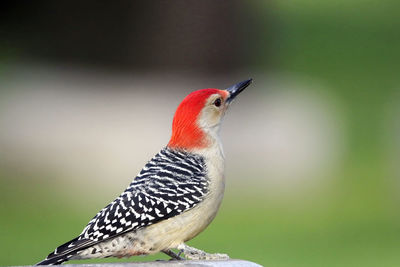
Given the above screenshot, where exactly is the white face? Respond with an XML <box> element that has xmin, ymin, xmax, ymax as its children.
<box><xmin>197</xmin><ymin>93</ymin><xmax>228</xmax><ymax>135</ymax></box>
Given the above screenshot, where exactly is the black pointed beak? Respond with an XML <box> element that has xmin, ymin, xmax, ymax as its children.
<box><xmin>226</xmin><ymin>78</ymin><xmax>252</xmax><ymax>103</ymax></box>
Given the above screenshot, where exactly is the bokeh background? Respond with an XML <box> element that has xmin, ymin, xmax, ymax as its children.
<box><xmin>1</xmin><ymin>1</ymin><xmax>400</xmax><ymax>266</ymax></box>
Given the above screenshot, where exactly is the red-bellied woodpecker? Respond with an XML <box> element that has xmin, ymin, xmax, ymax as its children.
<box><xmin>36</xmin><ymin>79</ymin><xmax>252</xmax><ymax>265</ymax></box>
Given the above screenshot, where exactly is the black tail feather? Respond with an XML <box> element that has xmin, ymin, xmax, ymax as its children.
<box><xmin>36</xmin><ymin>253</ymin><xmax>74</xmax><ymax>266</ymax></box>
<box><xmin>36</xmin><ymin>236</ymin><xmax>95</xmax><ymax>265</ymax></box>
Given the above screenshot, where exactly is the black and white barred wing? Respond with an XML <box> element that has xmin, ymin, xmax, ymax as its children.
<box><xmin>82</xmin><ymin>148</ymin><xmax>209</xmax><ymax>241</ymax></box>
<box><xmin>38</xmin><ymin>148</ymin><xmax>209</xmax><ymax>264</ymax></box>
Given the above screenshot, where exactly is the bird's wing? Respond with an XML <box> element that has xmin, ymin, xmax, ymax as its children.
<box><xmin>82</xmin><ymin>147</ymin><xmax>209</xmax><ymax>241</ymax></box>
<box><xmin>39</xmin><ymin>148</ymin><xmax>209</xmax><ymax>264</ymax></box>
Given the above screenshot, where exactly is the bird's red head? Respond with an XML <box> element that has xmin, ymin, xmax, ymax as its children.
<box><xmin>167</xmin><ymin>79</ymin><xmax>252</xmax><ymax>151</ymax></box>
<box><xmin>167</xmin><ymin>88</ymin><xmax>228</xmax><ymax>150</ymax></box>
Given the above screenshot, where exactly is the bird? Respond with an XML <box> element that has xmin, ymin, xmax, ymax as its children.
<box><xmin>36</xmin><ymin>78</ymin><xmax>252</xmax><ymax>265</ymax></box>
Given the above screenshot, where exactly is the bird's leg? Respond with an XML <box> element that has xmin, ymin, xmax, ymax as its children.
<box><xmin>162</xmin><ymin>249</ymin><xmax>185</xmax><ymax>260</ymax></box>
<box><xmin>177</xmin><ymin>243</ymin><xmax>229</xmax><ymax>260</ymax></box>
<box><xmin>177</xmin><ymin>250</ymin><xmax>183</xmax><ymax>258</ymax></box>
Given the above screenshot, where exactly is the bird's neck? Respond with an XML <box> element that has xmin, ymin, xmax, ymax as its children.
<box><xmin>202</xmin><ymin>125</ymin><xmax>225</xmax><ymax>158</ymax></box>
<box><xmin>168</xmin><ymin>124</ymin><xmax>224</xmax><ymax>159</ymax></box>
<box><xmin>168</xmin><ymin>115</ymin><xmax>208</xmax><ymax>149</ymax></box>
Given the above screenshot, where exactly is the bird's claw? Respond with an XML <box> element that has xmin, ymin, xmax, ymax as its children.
<box><xmin>177</xmin><ymin>243</ymin><xmax>230</xmax><ymax>260</ymax></box>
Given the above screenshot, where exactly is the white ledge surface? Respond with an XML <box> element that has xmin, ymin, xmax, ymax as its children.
<box><xmin>20</xmin><ymin>260</ymin><xmax>262</xmax><ymax>267</ymax></box>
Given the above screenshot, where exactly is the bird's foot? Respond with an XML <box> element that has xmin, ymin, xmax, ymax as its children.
<box><xmin>177</xmin><ymin>243</ymin><xmax>229</xmax><ymax>260</ymax></box>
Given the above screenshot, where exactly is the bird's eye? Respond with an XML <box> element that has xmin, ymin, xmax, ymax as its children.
<box><xmin>214</xmin><ymin>98</ymin><xmax>222</xmax><ymax>107</ymax></box>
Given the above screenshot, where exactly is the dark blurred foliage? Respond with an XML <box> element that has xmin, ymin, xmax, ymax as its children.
<box><xmin>1</xmin><ymin>1</ymin><xmax>276</xmax><ymax>73</ymax></box>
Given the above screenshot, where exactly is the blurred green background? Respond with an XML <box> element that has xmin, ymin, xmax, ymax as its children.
<box><xmin>1</xmin><ymin>1</ymin><xmax>400</xmax><ymax>266</ymax></box>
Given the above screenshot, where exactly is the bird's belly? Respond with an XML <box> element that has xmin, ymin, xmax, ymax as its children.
<box><xmin>139</xmin><ymin>185</ymin><xmax>225</xmax><ymax>252</ymax></box>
